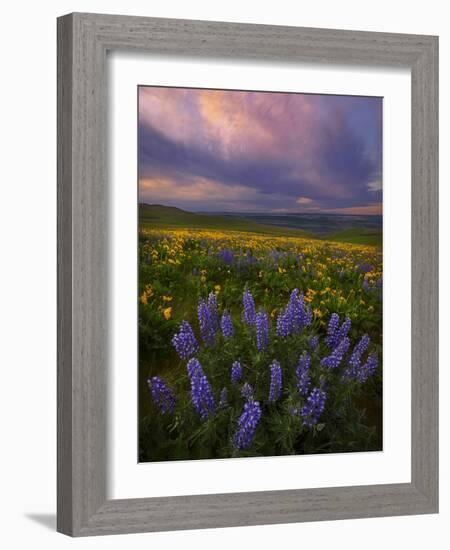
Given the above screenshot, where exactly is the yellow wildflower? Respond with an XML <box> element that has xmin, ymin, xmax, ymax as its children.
<box><xmin>139</xmin><ymin>284</ymin><xmax>153</xmax><ymax>305</ymax></box>
<box><xmin>163</xmin><ymin>307</ymin><xmax>172</xmax><ymax>320</ymax></box>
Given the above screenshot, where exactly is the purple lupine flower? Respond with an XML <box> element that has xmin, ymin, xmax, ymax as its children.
<box><xmin>309</xmin><ymin>335</ymin><xmax>319</xmax><ymax>351</ymax></box>
<box><xmin>286</xmin><ymin>289</ymin><xmax>311</xmax><ymax>333</ymax></box>
<box><xmin>343</xmin><ymin>335</ymin><xmax>371</xmax><ymax>381</ymax></box>
<box><xmin>325</xmin><ymin>313</ymin><xmax>340</xmax><ymax>348</ymax></box>
<box><xmin>300</xmin><ymin>387</ymin><xmax>327</xmax><ymax>429</ymax></box>
<box><xmin>277</xmin><ymin>289</ymin><xmax>312</xmax><ymax>337</ymax></box>
<box><xmin>335</xmin><ymin>317</ymin><xmax>351</xmax><ymax>344</ymax></box>
<box><xmin>233</xmin><ymin>400</ymin><xmax>262</xmax><ymax>450</ymax></box>
<box><xmin>296</xmin><ymin>353</ymin><xmax>311</xmax><ymax>396</ymax></box>
<box><xmin>172</xmin><ymin>320</ymin><xmax>199</xmax><ymax>360</ymax></box>
<box><xmin>231</xmin><ymin>360</ymin><xmax>243</xmax><ymax>384</ymax></box>
<box><xmin>358</xmin><ymin>263</ymin><xmax>373</xmax><ymax>274</ymax></box>
<box><xmin>353</xmin><ymin>334</ymin><xmax>370</xmax><ymax>356</ymax></box>
<box><xmin>219</xmin><ymin>387</ymin><xmax>228</xmax><ymax>408</ymax></box>
<box><xmin>241</xmin><ymin>382</ymin><xmax>254</xmax><ymax>400</ymax></box>
<box><xmin>219</xmin><ymin>248</ymin><xmax>234</xmax><ymax>264</ymax></box>
<box><xmin>321</xmin><ymin>336</ymin><xmax>350</xmax><ymax>369</ymax></box>
<box><xmin>362</xmin><ymin>278</ymin><xmax>370</xmax><ymax>292</ymax></box>
<box><xmin>186</xmin><ymin>358</ymin><xmax>216</xmax><ymax>421</ymax></box>
<box><xmin>220</xmin><ymin>310</ymin><xmax>234</xmax><ymax>338</ymax></box>
<box><xmin>255</xmin><ymin>309</ymin><xmax>269</xmax><ymax>351</ymax></box>
<box><xmin>207</xmin><ymin>292</ymin><xmax>220</xmax><ymax>329</ymax></box>
<box><xmin>276</xmin><ymin>309</ymin><xmax>291</xmax><ymax>337</ymax></box>
<box><xmin>325</xmin><ymin>314</ymin><xmax>351</xmax><ymax>349</ymax></box>
<box><xmin>296</xmin><ymin>291</ymin><xmax>312</xmax><ymax>329</ymax></box>
<box><xmin>269</xmin><ymin>360</ymin><xmax>282</xmax><ymax>402</ymax></box>
<box><xmin>147</xmin><ymin>376</ymin><xmax>175</xmax><ymax>415</ymax></box>
<box><xmin>198</xmin><ymin>298</ymin><xmax>216</xmax><ymax>346</ymax></box>
<box><xmin>357</xmin><ymin>353</ymin><xmax>378</xmax><ymax>383</ymax></box>
<box><xmin>242</xmin><ymin>288</ymin><xmax>256</xmax><ymax>325</ymax></box>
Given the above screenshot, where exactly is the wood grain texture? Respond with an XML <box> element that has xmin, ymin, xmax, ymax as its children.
<box><xmin>57</xmin><ymin>13</ymin><xmax>74</xmax><ymax>535</ymax></box>
<box><xmin>57</xmin><ymin>12</ymin><xmax>439</xmax><ymax>537</ymax></box>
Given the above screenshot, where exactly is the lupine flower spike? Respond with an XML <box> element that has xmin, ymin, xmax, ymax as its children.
<box><xmin>220</xmin><ymin>310</ymin><xmax>234</xmax><ymax>338</ymax></box>
<box><xmin>186</xmin><ymin>358</ymin><xmax>216</xmax><ymax>421</ymax></box>
<box><xmin>147</xmin><ymin>376</ymin><xmax>175</xmax><ymax>415</ymax></box>
<box><xmin>324</xmin><ymin>313</ymin><xmax>351</xmax><ymax>349</ymax></box>
<box><xmin>301</xmin><ymin>387</ymin><xmax>327</xmax><ymax>428</ymax></box>
<box><xmin>325</xmin><ymin>313</ymin><xmax>340</xmax><ymax>347</ymax></box>
<box><xmin>269</xmin><ymin>360</ymin><xmax>282</xmax><ymax>402</ymax></box>
<box><xmin>321</xmin><ymin>337</ymin><xmax>350</xmax><ymax>369</ymax></box>
<box><xmin>207</xmin><ymin>292</ymin><xmax>220</xmax><ymax>329</ymax></box>
<box><xmin>241</xmin><ymin>382</ymin><xmax>254</xmax><ymax>400</ymax></box>
<box><xmin>309</xmin><ymin>335</ymin><xmax>319</xmax><ymax>351</ymax></box>
<box><xmin>231</xmin><ymin>360</ymin><xmax>243</xmax><ymax>384</ymax></box>
<box><xmin>276</xmin><ymin>289</ymin><xmax>312</xmax><ymax>337</ymax></box>
<box><xmin>233</xmin><ymin>400</ymin><xmax>262</xmax><ymax>450</ymax></box>
<box><xmin>255</xmin><ymin>309</ymin><xmax>269</xmax><ymax>351</ymax></box>
<box><xmin>343</xmin><ymin>335</ymin><xmax>370</xmax><ymax>380</ymax></box>
<box><xmin>172</xmin><ymin>320</ymin><xmax>199</xmax><ymax>360</ymax></box>
<box><xmin>357</xmin><ymin>353</ymin><xmax>378</xmax><ymax>383</ymax></box>
<box><xmin>198</xmin><ymin>298</ymin><xmax>216</xmax><ymax>346</ymax></box>
<box><xmin>296</xmin><ymin>353</ymin><xmax>311</xmax><ymax>396</ymax></box>
<box><xmin>242</xmin><ymin>288</ymin><xmax>256</xmax><ymax>325</ymax></box>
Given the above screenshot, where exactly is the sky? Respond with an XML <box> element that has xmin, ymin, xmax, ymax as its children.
<box><xmin>138</xmin><ymin>86</ymin><xmax>382</xmax><ymax>215</ymax></box>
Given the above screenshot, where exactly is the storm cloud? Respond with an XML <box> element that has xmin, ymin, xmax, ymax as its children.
<box><xmin>138</xmin><ymin>87</ymin><xmax>382</xmax><ymax>214</ymax></box>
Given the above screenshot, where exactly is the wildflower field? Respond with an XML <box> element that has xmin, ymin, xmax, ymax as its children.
<box><xmin>139</xmin><ymin>224</ymin><xmax>382</xmax><ymax>462</ymax></box>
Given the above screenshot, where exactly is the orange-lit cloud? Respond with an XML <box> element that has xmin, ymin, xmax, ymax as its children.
<box><xmin>296</xmin><ymin>197</ymin><xmax>313</xmax><ymax>205</ymax></box>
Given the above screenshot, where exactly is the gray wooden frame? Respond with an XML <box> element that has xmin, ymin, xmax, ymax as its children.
<box><xmin>57</xmin><ymin>12</ymin><xmax>438</xmax><ymax>537</ymax></box>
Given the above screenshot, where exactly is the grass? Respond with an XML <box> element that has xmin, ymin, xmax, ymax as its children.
<box><xmin>139</xmin><ymin>204</ymin><xmax>382</xmax><ymax>247</ymax></box>
<box><xmin>322</xmin><ymin>228</ymin><xmax>382</xmax><ymax>246</ymax></box>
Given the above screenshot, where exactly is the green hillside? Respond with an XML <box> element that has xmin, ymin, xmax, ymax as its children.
<box><xmin>322</xmin><ymin>228</ymin><xmax>382</xmax><ymax>246</ymax></box>
<box><xmin>139</xmin><ymin>204</ymin><xmax>310</xmax><ymax>237</ymax></box>
<box><xmin>139</xmin><ymin>204</ymin><xmax>381</xmax><ymax>246</ymax></box>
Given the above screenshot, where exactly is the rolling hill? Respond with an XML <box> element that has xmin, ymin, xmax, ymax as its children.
<box><xmin>139</xmin><ymin>204</ymin><xmax>311</xmax><ymax>237</ymax></box>
<box><xmin>139</xmin><ymin>204</ymin><xmax>382</xmax><ymax>246</ymax></box>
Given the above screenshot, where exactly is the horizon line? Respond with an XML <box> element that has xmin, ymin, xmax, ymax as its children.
<box><xmin>139</xmin><ymin>203</ymin><xmax>382</xmax><ymax>217</ymax></box>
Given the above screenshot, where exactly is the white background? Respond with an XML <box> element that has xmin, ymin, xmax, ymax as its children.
<box><xmin>109</xmin><ymin>54</ymin><xmax>411</xmax><ymax>499</ymax></box>
<box><xmin>0</xmin><ymin>1</ymin><xmax>447</xmax><ymax>549</ymax></box>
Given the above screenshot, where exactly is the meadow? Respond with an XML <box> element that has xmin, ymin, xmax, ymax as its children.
<box><xmin>139</xmin><ymin>207</ymin><xmax>383</xmax><ymax>462</ymax></box>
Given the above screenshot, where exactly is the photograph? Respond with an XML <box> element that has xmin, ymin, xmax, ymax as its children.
<box><xmin>138</xmin><ymin>85</ymin><xmax>383</xmax><ymax>462</ymax></box>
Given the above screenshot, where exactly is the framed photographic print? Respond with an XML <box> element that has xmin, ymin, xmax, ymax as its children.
<box><xmin>57</xmin><ymin>13</ymin><xmax>438</xmax><ymax>536</ymax></box>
